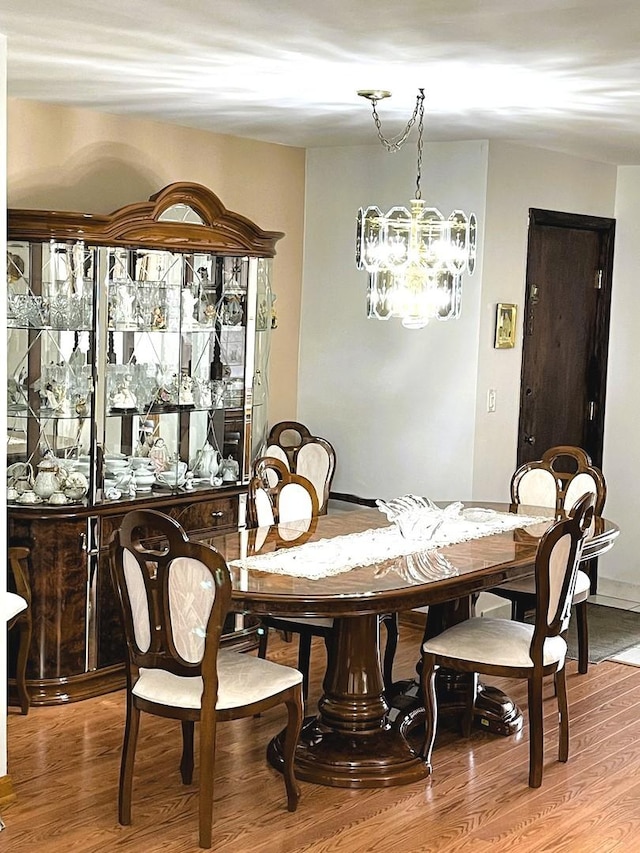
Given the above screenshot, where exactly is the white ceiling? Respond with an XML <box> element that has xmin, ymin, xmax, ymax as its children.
<box><xmin>2</xmin><ymin>0</ymin><xmax>640</xmax><ymax>164</ymax></box>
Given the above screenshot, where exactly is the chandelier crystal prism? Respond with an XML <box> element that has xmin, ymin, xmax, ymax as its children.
<box><xmin>355</xmin><ymin>89</ymin><xmax>477</xmax><ymax>329</ymax></box>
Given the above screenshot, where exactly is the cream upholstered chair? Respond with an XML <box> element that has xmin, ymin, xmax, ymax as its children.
<box><xmin>421</xmin><ymin>492</ymin><xmax>595</xmax><ymax>789</ymax></box>
<box><xmin>492</xmin><ymin>446</ymin><xmax>606</xmax><ymax>674</ymax></box>
<box><xmin>109</xmin><ymin>509</ymin><xmax>304</xmax><ymax>849</ymax></box>
<box><xmin>250</xmin><ymin>458</ymin><xmax>398</xmax><ymax>696</ymax></box>
<box><xmin>266</xmin><ymin>421</ymin><xmax>336</xmax><ymax>515</ymax></box>
<box><xmin>7</xmin><ymin>546</ymin><xmax>32</xmax><ymax>714</ymax></box>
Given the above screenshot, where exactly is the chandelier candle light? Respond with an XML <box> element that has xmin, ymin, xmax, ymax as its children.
<box><xmin>355</xmin><ymin>88</ymin><xmax>477</xmax><ymax>329</ymax></box>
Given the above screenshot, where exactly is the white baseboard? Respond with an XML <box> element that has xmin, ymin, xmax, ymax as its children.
<box><xmin>595</xmin><ymin>576</ymin><xmax>640</xmax><ymax>606</ymax></box>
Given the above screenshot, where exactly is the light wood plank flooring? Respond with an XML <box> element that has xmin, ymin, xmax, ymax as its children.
<box><xmin>5</xmin><ymin>624</ymin><xmax>640</xmax><ymax>852</ymax></box>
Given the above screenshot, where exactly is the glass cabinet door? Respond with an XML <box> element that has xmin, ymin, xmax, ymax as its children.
<box><xmin>7</xmin><ymin>240</ymin><xmax>96</xmax><ymax>505</ymax></box>
<box><xmin>98</xmin><ymin>247</ymin><xmax>256</xmax><ymax>501</ymax></box>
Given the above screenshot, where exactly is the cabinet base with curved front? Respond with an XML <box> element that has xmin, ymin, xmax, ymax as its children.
<box><xmin>8</xmin><ymin>488</ymin><xmax>258</xmax><ymax>706</ymax></box>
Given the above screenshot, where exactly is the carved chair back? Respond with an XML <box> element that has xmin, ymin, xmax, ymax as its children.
<box><xmin>266</xmin><ymin>421</ymin><xmax>336</xmax><ymax>514</ymax></box>
<box><xmin>511</xmin><ymin>445</ymin><xmax>606</xmax><ymax>519</ymax></box>
<box><xmin>109</xmin><ymin>509</ymin><xmax>231</xmax><ymax>688</ymax></box>
<box><xmin>529</xmin><ymin>493</ymin><xmax>595</xmax><ymax>664</ymax></box>
<box><xmin>248</xmin><ymin>456</ymin><xmax>318</xmax><ymax>530</ymax></box>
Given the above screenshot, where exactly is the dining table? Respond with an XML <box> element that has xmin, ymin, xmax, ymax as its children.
<box><xmin>200</xmin><ymin>501</ymin><xmax>619</xmax><ymax>789</ymax></box>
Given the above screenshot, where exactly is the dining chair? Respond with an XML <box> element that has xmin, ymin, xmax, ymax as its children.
<box><xmin>266</xmin><ymin>420</ymin><xmax>336</xmax><ymax>515</ymax></box>
<box><xmin>7</xmin><ymin>546</ymin><xmax>32</xmax><ymax>715</ymax></box>
<box><xmin>421</xmin><ymin>492</ymin><xmax>595</xmax><ymax>788</ymax></box>
<box><xmin>109</xmin><ymin>508</ymin><xmax>304</xmax><ymax>849</ymax></box>
<box><xmin>249</xmin><ymin>457</ymin><xmax>398</xmax><ymax>697</ymax></box>
<box><xmin>491</xmin><ymin>445</ymin><xmax>606</xmax><ymax>674</ymax></box>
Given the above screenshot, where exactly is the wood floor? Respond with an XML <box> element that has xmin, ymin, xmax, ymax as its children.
<box><xmin>5</xmin><ymin>624</ymin><xmax>640</xmax><ymax>852</ymax></box>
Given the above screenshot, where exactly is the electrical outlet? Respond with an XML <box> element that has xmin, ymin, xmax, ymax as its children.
<box><xmin>487</xmin><ymin>388</ymin><xmax>497</xmax><ymax>413</ymax></box>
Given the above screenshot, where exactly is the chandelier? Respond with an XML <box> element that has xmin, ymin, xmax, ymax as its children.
<box><xmin>355</xmin><ymin>88</ymin><xmax>477</xmax><ymax>329</ymax></box>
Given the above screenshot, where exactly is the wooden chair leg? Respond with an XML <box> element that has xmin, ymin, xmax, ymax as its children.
<box><xmin>527</xmin><ymin>673</ymin><xmax>545</xmax><ymax>788</ymax></box>
<box><xmin>282</xmin><ymin>685</ymin><xmax>303</xmax><ymax>812</ymax></box>
<box><xmin>514</xmin><ymin>598</ymin><xmax>530</xmax><ymax>622</ymax></box>
<box><xmin>180</xmin><ymin>720</ymin><xmax>195</xmax><ymax>784</ymax></box>
<box><xmin>198</xmin><ymin>716</ymin><xmax>217</xmax><ymax>849</ymax></box>
<box><xmin>257</xmin><ymin>624</ymin><xmax>269</xmax><ymax>659</ymax></box>
<box><xmin>556</xmin><ymin>665</ymin><xmax>569</xmax><ymax>763</ymax></box>
<box><xmin>461</xmin><ymin>671</ymin><xmax>478</xmax><ymax>738</ymax></box>
<box><xmin>254</xmin><ymin>626</ymin><xmax>270</xmax><ymax>718</ymax></box>
<box><xmin>381</xmin><ymin>613</ymin><xmax>398</xmax><ymax>691</ymax></box>
<box><xmin>15</xmin><ymin>619</ymin><xmax>32</xmax><ymax>715</ymax></box>
<box><xmin>575</xmin><ymin>601</ymin><xmax>589</xmax><ymax>674</ymax></box>
<box><xmin>419</xmin><ymin>657</ymin><xmax>438</xmax><ymax>775</ymax></box>
<box><xmin>119</xmin><ymin>698</ymin><xmax>140</xmax><ymax>826</ymax></box>
<box><xmin>297</xmin><ymin>632</ymin><xmax>312</xmax><ymax>701</ymax></box>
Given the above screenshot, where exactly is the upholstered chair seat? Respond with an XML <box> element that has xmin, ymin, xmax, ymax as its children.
<box><xmin>501</xmin><ymin>567</ymin><xmax>590</xmax><ymax>604</ymax></box>
<box><xmin>423</xmin><ymin>618</ymin><xmax>568</xmax><ymax>670</ymax></box>
<box><xmin>133</xmin><ymin>649</ymin><xmax>303</xmax><ymax>711</ymax></box>
<box><xmin>3</xmin><ymin>592</ymin><xmax>27</xmax><ymax>624</ymax></box>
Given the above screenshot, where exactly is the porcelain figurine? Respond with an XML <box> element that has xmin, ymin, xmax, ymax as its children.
<box><xmin>110</xmin><ymin>374</ymin><xmax>137</xmax><ymax>410</ymax></box>
<box><xmin>220</xmin><ymin>455</ymin><xmax>240</xmax><ymax>482</ymax></box>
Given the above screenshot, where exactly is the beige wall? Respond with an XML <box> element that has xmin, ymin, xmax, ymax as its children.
<box><xmin>7</xmin><ymin>98</ymin><xmax>306</xmax><ymax>422</ymax></box>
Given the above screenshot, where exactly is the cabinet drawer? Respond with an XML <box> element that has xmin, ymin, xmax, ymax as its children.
<box><xmin>98</xmin><ymin>494</ymin><xmax>239</xmax><ymax>546</ymax></box>
<box><xmin>170</xmin><ymin>496</ymin><xmax>238</xmax><ymax>534</ymax></box>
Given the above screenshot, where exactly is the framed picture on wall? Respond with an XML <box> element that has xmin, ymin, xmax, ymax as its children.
<box><xmin>494</xmin><ymin>303</ymin><xmax>517</xmax><ymax>348</ymax></box>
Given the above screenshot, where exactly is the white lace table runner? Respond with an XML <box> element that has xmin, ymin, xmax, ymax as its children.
<box><xmin>229</xmin><ymin>509</ymin><xmax>551</xmax><ymax>580</ymax></box>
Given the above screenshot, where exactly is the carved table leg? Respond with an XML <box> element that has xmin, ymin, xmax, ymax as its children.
<box><xmin>267</xmin><ymin>613</ymin><xmax>429</xmax><ymax>788</ymax></box>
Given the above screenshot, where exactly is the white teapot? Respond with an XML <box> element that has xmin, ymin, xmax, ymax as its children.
<box><xmin>194</xmin><ymin>443</ymin><xmax>222</xmax><ymax>480</ymax></box>
<box><xmin>34</xmin><ymin>457</ymin><xmax>62</xmax><ymax>499</ymax></box>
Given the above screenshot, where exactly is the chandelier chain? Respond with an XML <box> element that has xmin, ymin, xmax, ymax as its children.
<box><xmin>415</xmin><ymin>93</ymin><xmax>424</xmax><ymax>200</ymax></box>
<box><xmin>370</xmin><ymin>89</ymin><xmax>425</xmax><ymax>154</ymax></box>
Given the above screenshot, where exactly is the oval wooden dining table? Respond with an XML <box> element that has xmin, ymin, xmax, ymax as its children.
<box><xmin>200</xmin><ymin>502</ymin><xmax>619</xmax><ymax>789</ymax></box>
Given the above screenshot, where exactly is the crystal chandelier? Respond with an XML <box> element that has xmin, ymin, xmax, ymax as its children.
<box><xmin>355</xmin><ymin>89</ymin><xmax>477</xmax><ymax>329</ymax></box>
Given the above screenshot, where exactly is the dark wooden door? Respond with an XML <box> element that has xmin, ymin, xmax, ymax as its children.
<box><xmin>517</xmin><ymin>209</ymin><xmax>615</xmax><ymax>468</ymax></box>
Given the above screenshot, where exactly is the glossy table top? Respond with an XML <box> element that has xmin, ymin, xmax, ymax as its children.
<box><xmin>200</xmin><ymin>503</ymin><xmax>619</xmax><ymax>617</ymax></box>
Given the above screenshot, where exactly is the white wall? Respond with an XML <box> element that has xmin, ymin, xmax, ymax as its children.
<box><xmin>598</xmin><ymin>166</ymin><xmax>640</xmax><ymax>599</ymax></box>
<box><xmin>300</xmin><ymin>141</ymin><xmax>488</xmax><ymax>502</ymax></box>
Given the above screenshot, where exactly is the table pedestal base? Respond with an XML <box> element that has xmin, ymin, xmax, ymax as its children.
<box><xmin>268</xmin><ymin>717</ymin><xmax>428</xmax><ymax>788</ymax></box>
<box><xmin>267</xmin><ymin>614</ymin><xmax>429</xmax><ymax>788</ymax></box>
<box><xmin>387</xmin><ymin>676</ymin><xmax>523</xmax><ymax>738</ymax></box>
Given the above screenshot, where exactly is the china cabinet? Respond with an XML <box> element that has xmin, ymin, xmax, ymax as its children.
<box><xmin>6</xmin><ymin>182</ymin><xmax>282</xmax><ymax>704</ymax></box>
